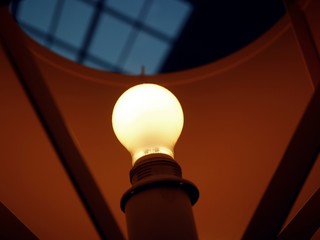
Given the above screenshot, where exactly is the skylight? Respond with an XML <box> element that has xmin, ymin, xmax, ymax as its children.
<box><xmin>11</xmin><ymin>0</ymin><xmax>193</xmax><ymax>75</ymax></box>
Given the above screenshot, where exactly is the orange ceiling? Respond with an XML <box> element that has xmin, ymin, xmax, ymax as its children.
<box><xmin>1</xmin><ymin>0</ymin><xmax>319</xmax><ymax>239</ymax></box>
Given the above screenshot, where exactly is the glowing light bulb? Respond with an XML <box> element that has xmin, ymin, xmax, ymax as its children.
<box><xmin>112</xmin><ymin>83</ymin><xmax>184</xmax><ymax>165</ymax></box>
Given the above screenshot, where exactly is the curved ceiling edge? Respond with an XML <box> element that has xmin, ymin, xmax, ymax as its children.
<box><xmin>25</xmin><ymin>16</ymin><xmax>290</xmax><ymax>87</ymax></box>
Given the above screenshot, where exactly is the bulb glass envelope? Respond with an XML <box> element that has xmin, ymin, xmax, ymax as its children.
<box><xmin>112</xmin><ymin>83</ymin><xmax>184</xmax><ymax>164</ymax></box>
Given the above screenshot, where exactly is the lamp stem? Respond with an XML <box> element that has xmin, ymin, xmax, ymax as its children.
<box><xmin>121</xmin><ymin>154</ymin><xmax>199</xmax><ymax>240</ymax></box>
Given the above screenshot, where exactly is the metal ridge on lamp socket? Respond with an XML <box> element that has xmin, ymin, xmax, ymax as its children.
<box><xmin>121</xmin><ymin>154</ymin><xmax>199</xmax><ymax>211</ymax></box>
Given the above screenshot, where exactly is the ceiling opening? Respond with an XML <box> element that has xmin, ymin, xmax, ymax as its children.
<box><xmin>11</xmin><ymin>0</ymin><xmax>285</xmax><ymax>75</ymax></box>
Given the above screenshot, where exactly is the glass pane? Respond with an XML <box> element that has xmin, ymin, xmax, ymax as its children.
<box><xmin>89</xmin><ymin>14</ymin><xmax>131</xmax><ymax>64</ymax></box>
<box><xmin>50</xmin><ymin>43</ymin><xmax>78</xmax><ymax>61</ymax></box>
<box><xmin>145</xmin><ymin>0</ymin><xmax>192</xmax><ymax>37</ymax></box>
<box><xmin>122</xmin><ymin>32</ymin><xmax>170</xmax><ymax>74</ymax></box>
<box><xmin>55</xmin><ymin>0</ymin><xmax>94</xmax><ymax>48</ymax></box>
<box><xmin>17</xmin><ymin>0</ymin><xmax>56</xmax><ymax>33</ymax></box>
<box><xmin>107</xmin><ymin>0</ymin><xmax>145</xmax><ymax>20</ymax></box>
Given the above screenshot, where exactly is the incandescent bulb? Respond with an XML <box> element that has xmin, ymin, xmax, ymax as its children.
<box><xmin>112</xmin><ymin>83</ymin><xmax>184</xmax><ymax>165</ymax></box>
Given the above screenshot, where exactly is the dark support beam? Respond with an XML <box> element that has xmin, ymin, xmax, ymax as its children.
<box><xmin>278</xmin><ymin>187</ymin><xmax>320</xmax><ymax>239</ymax></box>
<box><xmin>0</xmin><ymin>6</ymin><xmax>125</xmax><ymax>240</ymax></box>
<box><xmin>284</xmin><ymin>0</ymin><xmax>320</xmax><ymax>88</ymax></box>
<box><xmin>242</xmin><ymin>1</ymin><xmax>320</xmax><ymax>238</ymax></box>
<box><xmin>0</xmin><ymin>202</ymin><xmax>38</xmax><ymax>240</ymax></box>
<box><xmin>242</xmin><ymin>85</ymin><xmax>320</xmax><ymax>240</ymax></box>
<box><xmin>242</xmin><ymin>70</ymin><xmax>320</xmax><ymax>240</ymax></box>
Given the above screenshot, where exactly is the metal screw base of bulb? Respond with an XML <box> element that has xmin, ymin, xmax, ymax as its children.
<box><xmin>129</xmin><ymin>154</ymin><xmax>182</xmax><ymax>183</ymax></box>
<box><xmin>121</xmin><ymin>154</ymin><xmax>199</xmax><ymax>210</ymax></box>
<box><xmin>121</xmin><ymin>154</ymin><xmax>199</xmax><ymax>240</ymax></box>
